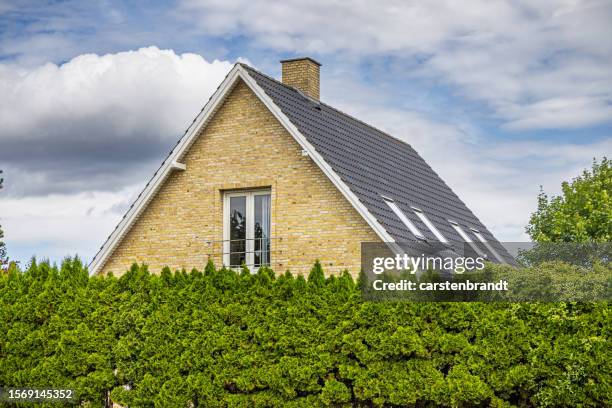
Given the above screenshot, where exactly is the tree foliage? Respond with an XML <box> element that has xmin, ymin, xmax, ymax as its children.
<box><xmin>0</xmin><ymin>169</ymin><xmax>8</xmax><ymax>271</ymax></box>
<box><xmin>0</xmin><ymin>225</ymin><xmax>7</xmax><ymax>272</ymax></box>
<box><xmin>527</xmin><ymin>157</ymin><xmax>611</xmax><ymax>242</ymax></box>
<box><xmin>1</xmin><ymin>259</ymin><xmax>609</xmax><ymax>407</ymax></box>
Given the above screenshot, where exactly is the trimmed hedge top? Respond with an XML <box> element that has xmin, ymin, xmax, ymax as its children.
<box><xmin>0</xmin><ymin>259</ymin><xmax>610</xmax><ymax>407</ymax></box>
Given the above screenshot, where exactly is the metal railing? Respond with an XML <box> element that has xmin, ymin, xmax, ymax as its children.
<box><xmin>204</xmin><ymin>237</ymin><xmax>282</xmax><ymax>268</ymax></box>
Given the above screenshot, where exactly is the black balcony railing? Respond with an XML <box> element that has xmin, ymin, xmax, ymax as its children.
<box><xmin>204</xmin><ymin>237</ymin><xmax>282</xmax><ymax>268</ymax></box>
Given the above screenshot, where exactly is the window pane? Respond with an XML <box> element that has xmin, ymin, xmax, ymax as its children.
<box><xmin>254</xmin><ymin>194</ymin><xmax>271</xmax><ymax>267</ymax></box>
<box><xmin>413</xmin><ymin>208</ymin><xmax>448</xmax><ymax>243</ymax></box>
<box><xmin>229</xmin><ymin>196</ymin><xmax>246</xmax><ymax>267</ymax></box>
<box><xmin>471</xmin><ymin>229</ymin><xmax>505</xmax><ymax>263</ymax></box>
<box><xmin>449</xmin><ymin>221</ymin><xmax>485</xmax><ymax>257</ymax></box>
<box><xmin>382</xmin><ymin>196</ymin><xmax>424</xmax><ymax>239</ymax></box>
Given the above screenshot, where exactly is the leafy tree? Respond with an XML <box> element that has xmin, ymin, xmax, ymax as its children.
<box><xmin>0</xmin><ymin>226</ymin><xmax>7</xmax><ymax>272</ymax></box>
<box><xmin>527</xmin><ymin>157</ymin><xmax>611</xmax><ymax>242</ymax></box>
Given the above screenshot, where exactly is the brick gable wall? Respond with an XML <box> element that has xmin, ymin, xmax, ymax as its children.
<box><xmin>100</xmin><ymin>79</ymin><xmax>379</xmax><ymax>277</ymax></box>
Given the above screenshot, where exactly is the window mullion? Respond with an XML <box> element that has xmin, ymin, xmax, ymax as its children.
<box><xmin>223</xmin><ymin>194</ymin><xmax>230</xmax><ymax>267</ymax></box>
<box><xmin>245</xmin><ymin>193</ymin><xmax>255</xmax><ymax>268</ymax></box>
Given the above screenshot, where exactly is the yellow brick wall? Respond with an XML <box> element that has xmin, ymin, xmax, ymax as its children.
<box><xmin>281</xmin><ymin>59</ymin><xmax>320</xmax><ymax>100</ymax></box>
<box><xmin>100</xmin><ymin>79</ymin><xmax>380</xmax><ymax>277</ymax></box>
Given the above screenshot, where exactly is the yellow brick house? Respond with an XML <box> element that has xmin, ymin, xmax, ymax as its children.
<box><xmin>90</xmin><ymin>58</ymin><xmax>511</xmax><ymax>276</ymax></box>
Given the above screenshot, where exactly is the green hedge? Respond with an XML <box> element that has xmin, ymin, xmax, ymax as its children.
<box><xmin>0</xmin><ymin>259</ymin><xmax>609</xmax><ymax>407</ymax></box>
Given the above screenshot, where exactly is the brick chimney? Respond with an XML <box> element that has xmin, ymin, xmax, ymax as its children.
<box><xmin>280</xmin><ymin>57</ymin><xmax>321</xmax><ymax>100</ymax></box>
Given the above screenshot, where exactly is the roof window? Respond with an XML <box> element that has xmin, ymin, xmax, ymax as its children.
<box><xmin>412</xmin><ymin>207</ymin><xmax>448</xmax><ymax>243</ymax></box>
<box><xmin>448</xmin><ymin>220</ymin><xmax>485</xmax><ymax>257</ymax></box>
<box><xmin>382</xmin><ymin>196</ymin><xmax>424</xmax><ymax>240</ymax></box>
<box><xmin>471</xmin><ymin>228</ymin><xmax>505</xmax><ymax>263</ymax></box>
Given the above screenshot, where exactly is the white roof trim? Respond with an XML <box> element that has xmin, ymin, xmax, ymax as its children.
<box><xmin>89</xmin><ymin>64</ymin><xmax>398</xmax><ymax>275</ymax></box>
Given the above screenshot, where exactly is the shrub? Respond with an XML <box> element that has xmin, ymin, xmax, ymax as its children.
<box><xmin>0</xmin><ymin>259</ymin><xmax>609</xmax><ymax>407</ymax></box>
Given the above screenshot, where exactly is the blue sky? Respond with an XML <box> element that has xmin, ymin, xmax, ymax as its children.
<box><xmin>0</xmin><ymin>0</ymin><xmax>610</xmax><ymax>267</ymax></box>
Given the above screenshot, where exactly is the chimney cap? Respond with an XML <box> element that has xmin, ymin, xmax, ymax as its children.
<box><xmin>280</xmin><ymin>57</ymin><xmax>322</xmax><ymax>67</ymax></box>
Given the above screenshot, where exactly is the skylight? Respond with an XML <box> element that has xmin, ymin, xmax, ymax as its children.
<box><xmin>448</xmin><ymin>220</ymin><xmax>485</xmax><ymax>257</ymax></box>
<box><xmin>382</xmin><ymin>196</ymin><xmax>424</xmax><ymax>240</ymax></box>
<box><xmin>412</xmin><ymin>207</ymin><xmax>448</xmax><ymax>243</ymax></box>
<box><xmin>471</xmin><ymin>228</ymin><xmax>505</xmax><ymax>263</ymax></box>
<box><xmin>448</xmin><ymin>221</ymin><xmax>471</xmax><ymax>241</ymax></box>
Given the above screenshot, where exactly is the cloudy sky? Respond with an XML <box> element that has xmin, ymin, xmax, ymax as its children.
<box><xmin>0</xmin><ymin>0</ymin><xmax>610</xmax><ymax>266</ymax></box>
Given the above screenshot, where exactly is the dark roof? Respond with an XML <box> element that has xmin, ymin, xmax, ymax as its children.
<box><xmin>242</xmin><ymin>64</ymin><xmax>514</xmax><ymax>263</ymax></box>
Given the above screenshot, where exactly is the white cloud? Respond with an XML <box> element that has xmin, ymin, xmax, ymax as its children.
<box><xmin>178</xmin><ymin>0</ymin><xmax>612</xmax><ymax>130</ymax></box>
<box><xmin>0</xmin><ymin>46</ymin><xmax>234</xmax><ymax>195</ymax></box>
<box><xmin>0</xmin><ymin>185</ymin><xmax>141</xmax><ymax>265</ymax></box>
<box><xmin>178</xmin><ymin>0</ymin><xmax>519</xmax><ymax>54</ymax></box>
<box><xmin>0</xmin><ymin>46</ymin><xmax>232</xmax><ymax>140</ymax></box>
<box><xmin>502</xmin><ymin>96</ymin><xmax>612</xmax><ymax>130</ymax></box>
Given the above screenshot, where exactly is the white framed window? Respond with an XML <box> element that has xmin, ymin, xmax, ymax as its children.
<box><xmin>448</xmin><ymin>220</ymin><xmax>485</xmax><ymax>257</ymax></box>
<box><xmin>382</xmin><ymin>196</ymin><xmax>424</xmax><ymax>240</ymax></box>
<box><xmin>471</xmin><ymin>228</ymin><xmax>505</xmax><ymax>263</ymax></box>
<box><xmin>223</xmin><ymin>189</ymin><xmax>271</xmax><ymax>269</ymax></box>
<box><xmin>411</xmin><ymin>207</ymin><xmax>448</xmax><ymax>243</ymax></box>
